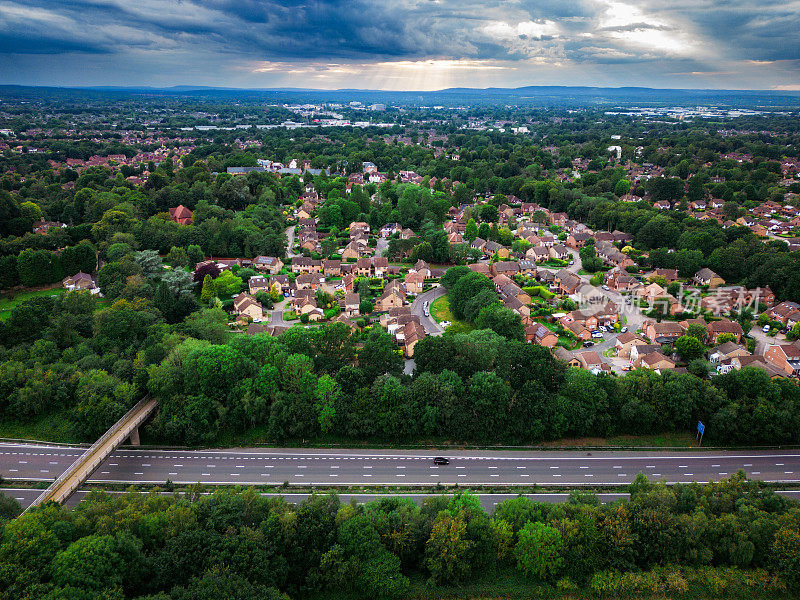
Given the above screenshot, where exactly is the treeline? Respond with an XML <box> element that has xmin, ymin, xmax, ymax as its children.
<box><xmin>0</xmin><ymin>241</ymin><xmax>96</xmax><ymax>289</ymax></box>
<box><xmin>146</xmin><ymin>321</ymin><xmax>800</xmax><ymax>446</ymax></box>
<box><xmin>1</xmin><ymin>279</ymin><xmax>800</xmax><ymax>447</ymax></box>
<box><xmin>1</xmin><ymin>477</ymin><xmax>799</xmax><ymax>599</ymax></box>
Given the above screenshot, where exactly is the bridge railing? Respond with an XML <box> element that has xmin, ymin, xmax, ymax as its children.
<box><xmin>27</xmin><ymin>395</ymin><xmax>157</xmax><ymax>510</ymax></box>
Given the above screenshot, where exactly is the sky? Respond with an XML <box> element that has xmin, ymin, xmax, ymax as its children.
<box><xmin>2</xmin><ymin>0</ymin><xmax>799</xmax><ymax>91</ymax></box>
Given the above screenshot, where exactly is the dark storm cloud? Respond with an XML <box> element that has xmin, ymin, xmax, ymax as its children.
<box><xmin>1</xmin><ymin>0</ymin><xmax>798</xmax><ymax>88</ymax></box>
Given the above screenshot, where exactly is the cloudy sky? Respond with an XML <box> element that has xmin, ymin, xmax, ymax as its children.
<box><xmin>2</xmin><ymin>0</ymin><xmax>799</xmax><ymax>90</ymax></box>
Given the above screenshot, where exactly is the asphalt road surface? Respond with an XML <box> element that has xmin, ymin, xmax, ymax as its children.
<box><xmin>2</xmin><ymin>444</ymin><xmax>798</xmax><ymax>487</ymax></box>
<box><xmin>410</xmin><ymin>286</ymin><xmax>446</xmax><ymax>335</ymax></box>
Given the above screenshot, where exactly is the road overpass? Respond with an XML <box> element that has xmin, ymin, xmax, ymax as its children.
<box><xmin>25</xmin><ymin>396</ymin><xmax>158</xmax><ymax>510</ymax></box>
<box><xmin>4</xmin><ymin>445</ymin><xmax>798</xmax><ymax>490</ymax></box>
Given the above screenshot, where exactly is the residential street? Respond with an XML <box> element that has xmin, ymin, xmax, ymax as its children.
<box><xmin>410</xmin><ymin>286</ymin><xmax>446</xmax><ymax>335</ymax></box>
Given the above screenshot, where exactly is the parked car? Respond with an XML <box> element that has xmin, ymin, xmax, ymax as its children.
<box><xmin>568</xmin><ymin>260</ymin><xmax>575</xmax><ymax>266</ymax></box>
<box><xmin>583</xmin><ymin>341</ymin><xmax>594</xmax><ymax>347</ymax></box>
<box><xmin>591</xmin><ymin>331</ymin><xmax>604</xmax><ymax>339</ymax></box>
<box><xmin>621</xmin><ymin>326</ymin><xmax>628</xmax><ymax>333</ymax></box>
<box><xmin>762</xmin><ymin>325</ymin><xmax>771</xmax><ymax>332</ymax></box>
<box><xmin>433</xmin><ymin>457</ymin><xmax>449</xmax><ymax>465</ymax></box>
<box><xmin>602</xmin><ymin>285</ymin><xmax>610</xmax><ymax>291</ymax></box>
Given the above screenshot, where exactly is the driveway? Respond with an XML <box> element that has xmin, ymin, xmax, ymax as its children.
<box><xmin>376</xmin><ymin>236</ymin><xmax>388</xmax><ymax>257</ymax></box>
<box><xmin>285</xmin><ymin>225</ymin><xmax>298</xmax><ymax>257</ymax></box>
<box><xmin>411</xmin><ymin>286</ymin><xmax>446</xmax><ymax>335</ymax></box>
<box><xmin>747</xmin><ymin>324</ymin><xmax>785</xmax><ymax>355</ymax></box>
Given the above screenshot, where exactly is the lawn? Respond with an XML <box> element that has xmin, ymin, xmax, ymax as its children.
<box><xmin>0</xmin><ymin>288</ymin><xmax>66</xmax><ymax>321</ymax></box>
<box><xmin>430</xmin><ymin>295</ymin><xmax>474</xmax><ymax>333</ymax></box>
<box><xmin>429</xmin><ymin>295</ymin><xmax>454</xmax><ymax>323</ymax></box>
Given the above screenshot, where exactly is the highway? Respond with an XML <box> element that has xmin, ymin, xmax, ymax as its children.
<box><xmin>1</xmin><ymin>444</ymin><xmax>798</xmax><ymax>487</ymax></box>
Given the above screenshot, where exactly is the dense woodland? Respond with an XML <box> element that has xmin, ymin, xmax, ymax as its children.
<box><xmin>0</xmin><ymin>477</ymin><xmax>799</xmax><ymax>599</ymax></box>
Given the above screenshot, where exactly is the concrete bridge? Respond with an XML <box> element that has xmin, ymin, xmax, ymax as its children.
<box><xmin>26</xmin><ymin>396</ymin><xmax>158</xmax><ymax>511</ymax></box>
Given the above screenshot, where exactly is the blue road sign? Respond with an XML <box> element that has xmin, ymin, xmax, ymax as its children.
<box><xmin>697</xmin><ymin>421</ymin><xmax>705</xmax><ymax>435</ymax></box>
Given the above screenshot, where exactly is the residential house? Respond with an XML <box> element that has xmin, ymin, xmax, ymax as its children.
<box><xmin>63</xmin><ymin>272</ymin><xmax>97</xmax><ymax>292</ymax></box>
<box><xmin>291</xmin><ymin>257</ymin><xmax>322</xmax><ymax>273</ymax></box>
<box><xmin>767</xmin><ymin>301</ymin><xmax>800</xmax><ymax>325</ymax></box>
<box><xmin>615</xmin><ymin>331</ymin><xmax>648</xmax><ymax>358</ymax></box>
<box><xmin>233</xmin><ymin>293</ymin><xmax>264</xmax><ymax>321</ymax></box>
<box><xmin>341</xmin><ymin>292</ymin><xmax>361</xmax><ymax>317</ymax></box>
<box><xmin>549</xmin><ymin>243</ymin><xmax>569</xmax><ymax>260</ymax></box>
<box><xmin>694</xmin><ymin>268</ymin><xmax>725</xmax><ymax>288</ymax></box>
<box><xmin>401</xmin><ymin>320</ymin><xmax>426</xmax><ymax>357</ymax></box>
<box><xmin>323</xmin><ymin>260</ymin><xmax>342</xmax><ymax>277</ymax></box>
<box><xmin>404</xmin><ymin>272</ymin><xmax>425</xmax><ymax>295</ymax></box>
<box><xmin>554</xmin><ymin>269</ymin><xmax>582</xmax><ymax>295</ymax></box>
<box><xmin>467</xmin><ymin>263</ymin><xmax>492</xmax><ymax>276</ymax></box>
<box><xmin>576</xmin><ymin>351</ymin><xmax>608</xmax><ymax>372</ymax></box>
<box><xmin>253</xmin><ymin>256</ymin><xmax>284</xmax><ymax>274</ymax></box>
<box><xmin>728</xmin><ymin>355</ymin><xmax>787</xmax><ymax>378</ymax></box>
<box><xmin>644</xmin><ymin>321</ymin><xmax>684</xmax><ymax>344</ymax></box>
<box><xmin>412</xmin><ymin>260</ymin><xmax>431</xmax><ymax>279</ymax></box>
<box><xmin>527</xmin><ymin>246</ymin><xmax>550</xmax><ymax>263</ymax></box>
<box><xmin>652</xmin><ymin>268</ymin><xmax>679</xmax><ymax>282</ymax></box>
<box><xmin>375</xmin><ymin>280</ymin><xmax>406</xmax><ymax>311</ymax></box>
<box><xmin>638</xmin><ymin>351</ymin><xmax>676</xmax><ymax>371</ymax></box>
<box><xmin>491</xmin><ymin>261</ymin><xmax>520</xmax><ymax>277</ymax></box>
<box><xmin>566</xmin><ymin>321</ymin><xmax>591</xmax><ymax>340</ymax></box>
<box><xmin>518</xmin><ymin>260</ymin><xmax>538</xmax><ymax>276</ymax></box>
<box><xmin>352</xmin><ymin>257</ymin><xmax>372</xmax><ymax>277</ymax></box>
<box><xmin>553</xmin><ymin>346</ymin><xmax>581</xmax><ymax>368</ymax></box>
<box><xmin>268</xmin><ymin>275</ymin><xmax>293</xmax><ymax>296</ymax></box>
<box><xmin>764</xmin><ymin>343</ymin><xmax>800</xmax><ymax>376</ymax></box>
<box><xmin>33</xmin><ymin>218</ymin><xmax>67</xmax><ymax>235</ymax></box>
<box><xmin>526</xmin><ymin>324</ymin><xmax>558</xmax><ymax>347</ymax></box>
<box><xmin>629</xmin><ymin>343</ymin><xmax>662</xmax><ymax>364</ymax></box>
<box><xmin>168</xmin><ymin>205</ymin><xmax>193</xmax><ymax>225</ymax></box>
<box><xmin>566</xmin><ymin>232</ymin><xmax>591</xmax><ymax>249</ymax></box>
<box><xmin>706</xmin><ymin>319</ymin><xmax>744</xmax><ymax>343</ymax></box>
<box><xmin>295</xmin><ymin>272</ymin><xmax>324</xmax><ymax>290</ymax></box>
<box><xmin>248</xmin><ymin>276</ymin><xmax>271</xmax><ymax>295</ymax></box>
<box><xmin>709</xmin><ymin>342</ymin><xmax>750</xmax><ymax>371</ymax></box>
<box><xmin>246</xmin><ymin>323</ymin><xmax>288</xmax><ymax>336</ymax></box>
<box><xmin>373</xmin><ymin>257</ymin><xmax>389</xmax><ymax>277</ymax></box>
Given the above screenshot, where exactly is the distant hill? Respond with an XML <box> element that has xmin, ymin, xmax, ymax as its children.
<box><xmin>2</xmin><ymin>84</ymin><xmax>799</xmax><ymax>107</ymax></box>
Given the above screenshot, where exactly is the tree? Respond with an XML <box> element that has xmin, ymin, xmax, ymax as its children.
<box><xmin>425</xmin><ymin>511</ymin><xmax>474</xmax><ymax>585</ymax></box>
<box><xmin>193</xmin><ymin>261</ymin><xmax>220</xmax><ymax>283</ymax></box>
<box><xmin>213</xmin><ymin>271</ymin><xmax>243</xmax><ymax>297</ymax></box>
<box><xmin>359</xmin><ymin>299</ymin><xmax>374</xmax><ymax>315</ymax></box>
<box><xmin>715</xmin><ymin>332</ymin><xmax>738</xmax><ymax>345</ymax></box>
<box><xmin>514</xmin><ymin>521</ymin><xmax>564</xmax><ymax>580</ymax></box>
<box><xmin>475</xmin><ymin>305</ymin><xmax>524</xmax><ymax>341</ymax></box>
<box><xmin>166</xmin><ymin>245</ymin><xmax>189</xmax><ymax>266</ymax></box>
<box><xmin>200</xmin><ymin>274</ymin><xmax>216</xmax><ymax>303</ymax></box>
<box><xmin>132</xmin><ymin>250</ymin><xmax>164</xmax><ymax>279</ymax></box>
<box><xmin>686</xmin><ymin>323</ymin><xmax>708</xmax><ymax>344</ymax></box>
<box><xmin>359</xmin><ymin>328</ymin><xmax>403</xmax><ymax>382</ymax></box>
<box><xmin>675</xmin><ymin>335</ymin><xmax>705</xmax><ymax>362</ymax></box>
<box><xmin>465</xmin><ymin>218</ymin><xmax>478</xmax><ymax>241</ymax></box>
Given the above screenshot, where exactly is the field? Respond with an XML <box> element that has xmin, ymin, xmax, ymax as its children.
<box><xmin>0</xmin><ymin>287</ymin><xmax>66</xmax><ymax>320</ymax></box>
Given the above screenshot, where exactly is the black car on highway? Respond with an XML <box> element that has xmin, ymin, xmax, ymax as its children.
<box><xmin>433</xmin><ymin>457</ymin><xmax>449</xmax><ymax>465</ymax></box>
